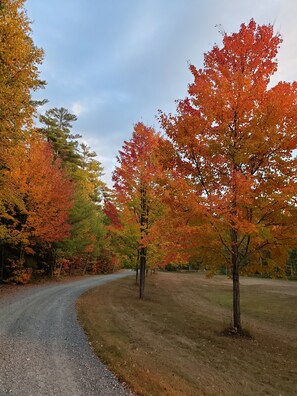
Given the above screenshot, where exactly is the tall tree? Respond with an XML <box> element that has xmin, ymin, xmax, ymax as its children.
<box><xmin>113</xmin><ymin>123</ymin><xmax>162</xmax><ymax>298</ymax></box>
<box><xmin>0</xmin><ymin>0</ymin><xmax>44</xmax><ymax>280</ymax></box>
<box><xmin>160</xmin><ymin>20</ymin><xmax>297</xmax><ymax>332</ymax></box>
<box><xmin>0</xmin><ymin>0</ymin><xmax>44</xmax><ymax>147</ymax></box>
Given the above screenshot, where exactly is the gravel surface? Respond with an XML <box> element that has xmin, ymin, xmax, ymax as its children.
<box><xmin>0</xmin><ymin>273</ymin><xmax>134</xmax><ymax>396</ymax></box>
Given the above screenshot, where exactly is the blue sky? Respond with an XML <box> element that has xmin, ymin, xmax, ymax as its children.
<box><xmin>26</xmin><ymin>0</ymin><xmax>297</xmax><ymax>185</ymax></box>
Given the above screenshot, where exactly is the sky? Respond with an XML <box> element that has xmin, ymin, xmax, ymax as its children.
<box><xmin>26</xmin><ymin>0</ymin><xmax>297</xmax><ymax>185</ymax></box>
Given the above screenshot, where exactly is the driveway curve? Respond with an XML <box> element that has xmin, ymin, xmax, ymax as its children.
<box><xmin>0</xmin><ymin>272</ymin><xmax>134</xmax><ymax>396</ymax></box>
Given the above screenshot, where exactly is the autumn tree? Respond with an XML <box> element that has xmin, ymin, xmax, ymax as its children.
<box><xmin>1</xmin><ymin>135</ymin><xmax>73</xmax><ymax>281</ymax></box>
<box><xmin>0</xmin><ymin>0</ymin><xmax>44</xmax><ymax>143</ymax></box>
<box><xmin>160</xmin><ymin>20</ymin><xmax>297</xmax><ymax>332</ymax></box>
<box><xmin>0</xmin><ymin>0</ymin><xmax>45</xmax><ymax>281</ymax></box>
<box><xmin>0</xmin><ymin>0</ymin><xmax>44</xmax><ymax>224</ymax></box>
<box><xmin>113</xmin><ymin>123</ymin><xmax>162</xmax><ymax>298</ymax></box>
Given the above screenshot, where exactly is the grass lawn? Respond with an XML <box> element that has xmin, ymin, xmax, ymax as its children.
<box><xmin>76</xmin><ymin>272</ymin><xmax>297</xmax><ymax>396</ymax></box>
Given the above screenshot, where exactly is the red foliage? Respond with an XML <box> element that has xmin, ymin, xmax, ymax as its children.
<box><xmin>104</xmin><ymin>201</ymin><xmax>122</xmax><ymax>229</ymax></box>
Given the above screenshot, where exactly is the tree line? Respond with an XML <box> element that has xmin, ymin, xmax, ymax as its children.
<box><xmin>0</xmin><ymin>0</ymin><xmax>116</xmax><ymax>283</ymax></box>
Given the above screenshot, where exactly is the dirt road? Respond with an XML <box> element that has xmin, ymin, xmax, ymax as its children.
<box><xmin>0</xmin><ymin>273</ymin><xmax>133</xmax><ymax>396</ymax></box>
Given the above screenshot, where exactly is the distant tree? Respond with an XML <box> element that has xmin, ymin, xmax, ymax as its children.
<box><xmin>105</xmin><ymin>200</ymin><xmax>139</xmax><ymax>274</ymax></box>
<box><xmin>160</xmin><ymin>20</ymin><xmax>297</xmax><ymax>333</ymax></box>
<box><xmin>59</xmin><ymin>190</ymin><xmax>106</xmax><ymax>268</ymax></box>
<box><xmin>80</xmin><ymin>143</ymin><xmax>105</xmax><ymax>203</ymax></box>
<box><xmin>286</xmin><ymin>249</ymin><xmax>297</xmax><ymax>278</ymax></box>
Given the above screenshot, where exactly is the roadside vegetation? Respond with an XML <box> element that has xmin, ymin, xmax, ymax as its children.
<box><xmin>0</xmin><ymin>1</ymin><xmax>119</xmax><ymax>284</ymax></box>
<box><xmin>77</xmin><ymin>272</ymin><xmax>297</xmax><ymax>396</ymax></box>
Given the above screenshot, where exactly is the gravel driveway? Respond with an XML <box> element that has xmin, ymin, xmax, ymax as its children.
<box><xmin>0</xmin><ymin>273</ymin><xmax>134</xmax><ymax>396</ymax></box>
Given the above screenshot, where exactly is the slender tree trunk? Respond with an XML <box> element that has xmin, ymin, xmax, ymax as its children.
<box><xmin>232</xmin><ymin>261</ymin><xmax>241</xmax><ymax>331</ymax></box>
<box><xmin>289</xmin><ymin>260</ymin><xmax>294</xmax><ymax>277</ymax></box>
<box><xmin>51</xmin><ymin>248</ymin><xmax>56</xmax><ymax>278</ymax></box>
<box><xmin>57</xmin><ymin>261</ymin><xmax>63</xmax><ymax>277</ymax></box>
<box><xmin>135</xmin><ymin>249</ymin><xmax>139</xmax><ymax>284</ymax></box>
<box><xmin>0</xmin><ymin>244</ymin><xmax>4</xmax><ymax>281</ymax></box>
<box><xmin>231</xmin><ymin>227</ymin><xmax>241</xmax><ymax>331</ymax></box>
<box><xmin>139</xmin><ymin>183</ymin><xmax>148</xmax><ymax>299</ymax></box>
<box><xmin>84</xmin><ymin>254</ymin><xmax>91</xmax><ymax>275</ymax></box>
<box><xmin>139</xmin><ymin>246</ymin><xmax>146</xmax><ymax>299</ymax></box>
<box><xmin>82</xmin><ymin>260</ymin><xmax>88</xmax><ymax>275</ymax></box>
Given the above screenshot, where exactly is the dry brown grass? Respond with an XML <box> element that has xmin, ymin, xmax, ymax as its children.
<box><xmin>77</xmin><ymin>272</ymin><xmax>297</xmax><ymax>396</ymax></box>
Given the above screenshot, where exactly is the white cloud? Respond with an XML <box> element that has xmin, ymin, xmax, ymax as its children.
<box><xmin>71</xmin><ymin>102</ymin><xmax>85</xmax><ymax>116</ymax></box>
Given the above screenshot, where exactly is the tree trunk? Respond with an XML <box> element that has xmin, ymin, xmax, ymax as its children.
<box><xmin>51</xmin><ymin>248</ymin><xmax>56</xmax><ymax>278</ymax></box>
<box><xmin>135</xmin><ymin>250</ymin><xmax>139</xmax><ymax>284</ymax></box>
<box><xmin>231</xmin><ymin>227</ymin><xmax>242</xmax><ymax>331</ymax></box>
<box><xmin>82</xmin><ymin>254</ymin><xmax>90</xmax><ymax>275</ymax></box>
<box><xmin>139</xmin><ymin>183</ymin><xmax>148</xmax><ymax>299</ymax></box>
<box><xmin>139</xmin><ymin>246</ymin><xmax>146</xmax><ymax>299</ymax></box>
<box><xmin>0</xmin><ymin>244</ymin><xmax>4</xmax><ymax>281</ymax></box>
<box><xmin>232</xmin><ymin>262</ymin><xmax>241</xmax><ymax>331</ymax></box>
<box><xmin>57</xmin><ymin>261</ymin><xmax>63</xmax><ymax>277</ymax></box>
<box><xmin>82</xmin><ymin>262</ymin><xmax>88</xmax><ymax>275</ymax></box>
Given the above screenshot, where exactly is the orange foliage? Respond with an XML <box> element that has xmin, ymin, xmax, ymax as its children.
<box><xmin>113</xmin><ymin>122</ymin><xmax>162</xmax><ymax>205</ymax></box>
<box><xmin>160</xmin><ymin>20</ymin><xmax>297</xmax><ymax>273</ymax></box>
<box><xmin>113</xmin><ymin>122</ymin><xmax>163</xmax><ymax>240</ymax></box>
<box><xmin>0</xmin><ymin>0</ymin><xmax>43</xmax><ymax>145</ymax></box>
<box><xmin>6</xmin><ymin>134</ymin><xmax>73</xmax><ymax>249</ymax></box>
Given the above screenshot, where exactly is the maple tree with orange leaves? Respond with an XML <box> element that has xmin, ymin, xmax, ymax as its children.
<box><xmin>160</xmin><ymin>20</ymin><xmax>297</xmax><ymax>332</ymax></box>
